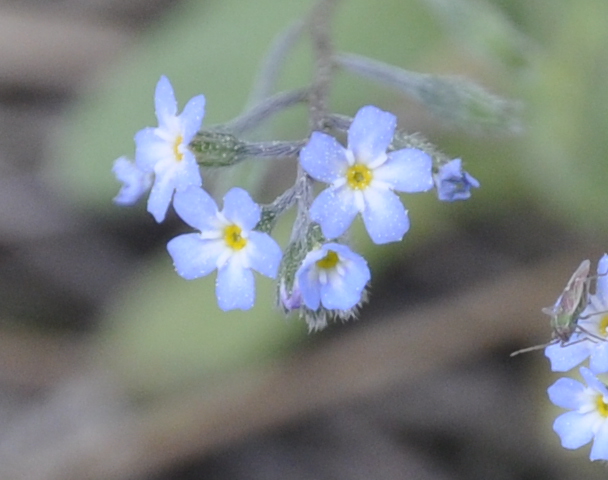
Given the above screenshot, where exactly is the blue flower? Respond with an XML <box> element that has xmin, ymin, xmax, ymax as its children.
<box><xmin>300</xmin><ymin>105</ymin><xmax>433</xmax><ymax>244</ymax></box>
<box><xmin>548</xmin><ymin>367</ymin><xmax>608</xmax><ymax>461</ymax></box>
<box><xmin>135</xmin><ymin>76</ymin><xmax>206</xmax><ymax>223</ymax></box>
<box><xmin>296</xmin><ymin>243</ymin><xmax>370</xmax><ymax>311</ymax></box>
<box><xmin>546</xmin><ymin>254</ymin><xmax>608</xmax><ymax>373</ymax></box>
<box><xmin>167</xmin><ymin>186</ymin><xmax>282</xmax><ymax>311</ymax></box>
<box><xmin>112</xmin><ymin>156</ymin><xmax>153</xmax><ymax>205</ymax></box>
<box><xmin>433</xmin><ymin>158</ymin><xmax>480</xmax><ymax>201</ymax></box>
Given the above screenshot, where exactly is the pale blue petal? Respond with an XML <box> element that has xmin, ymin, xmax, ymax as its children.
<box><xmin>434</xmin><ymin>158</ymin><xmax>480</xmax><ymax>201</ymax></box>
<box><xmin>319</xmin><ymin>246</ymin><xmax>370</xmax><ymax>310</ymax></box>
<box><xmin>222</xmin><ymin>188</ymin><xmax>260</xmax><ymax>229</ymax></box>
<box><xmin>590</xmin><ymin>343</ymin><xmax>608</xmax><ymax>373</ymax></box>
<box><xmin>553</xmin><ymin>411</ymin><xmax>595</xmax><ymax>449</ymax></box>
<box><xmin>581</xmin><ymin>367</ymin><xmax>608</xmax><ymax>396</ymax></box>
<box><xmin>134</xmin><ymin>128</ymin><xmax>164</xmax><ymax>172</ymax></box>
<box><xmin>154</xmin><ymin>76</ymin><xmax>177</xmax><ymax>130</ymax></box>
<box><xmin>548</xmin><ymin>377</ymin><xmax>586</xmax><ymax>409</ymax></box>
<box><xmin>173</xmin><ymin>152</ymin><xmax>202</xmax><ymax>191</ymax></box>
<box><xmin>297</xmin><ymin>250</ymin><xmax>326</xmax><ymax>311</ymax></box>
<box><xmin>590</xmin><ymin>422</ymin><xmax>608</xmax><ymax>460</ymax></box>
<box><xmin>596</xmin><ymin>254</ymin><xmax>608</xmax><ymax>305</ymax></box>
<box><xmin>172</xmin><ymin>187</ymin><xmax>218</xmax><ymax>232</ymax></box>
<box><xmin>147</xmin><ymin>168</ymin><xmax>176</xmax><ymax>222</ymax></box>
<box><xmin>309</xmin><ymin>186</ymin><xmax>358</xmax><ymax>239</ymax></box>
<box><xmin>180</xmin><ymin>94</ymin><xmax>206</xmax><ymax>142</ymax></box>
<box><xmin>247</xmin><ymin>231</ymin><xmax>282</xmax><ymax>278</ymax></box>
<box><xmin>112</xmin><ymin>157</ymin><xmax>152</xmax><ymax>205</ymax></box>
<box><xmin>361</xmin><ymin>188</ymin><xmax>409</xmax><ymax>244</ymax></box>
<box><xmin>545</xmin><ymin>341</ymin><xmax>590</xmax><ymax>372</ymax></box>
<box><xmin>378</xmin><ymin>148</ymin><xmax>434</xmax><ymax>192</ymax></box>
<box><xmin>348</xmin><ymin>105</ymin><xmax>396</xmax><ymax>161</ymax></box>
<box><xmin>300</xmin><ymin>132</ymin><xmax>348</xmax><ymax>183</ymax></box>
<box><xmin>167</xmin><ymin>234</ymin><xmax>222</xmax><ymax>279</ymax></box>
<box><xmin>216</xmin><ymin>260</ymin><xmax>255</xmax><ymax>310</ymax></box>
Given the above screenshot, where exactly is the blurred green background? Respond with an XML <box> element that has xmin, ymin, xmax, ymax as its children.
<box><xmin>46</xmin><ymin>0</ymin><xmax>608</xmax><ymax>395</ymax></box>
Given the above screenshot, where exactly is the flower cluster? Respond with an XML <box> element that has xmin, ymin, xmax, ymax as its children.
<box><xmin>113</xmin><ymin>76</ymin><xmax>478</xmax><ymax>327</ymax></box>
<box><xmin>519</xmin><ymin>254</ymin><xmax>608</xmax><ymax>460</ymax></box>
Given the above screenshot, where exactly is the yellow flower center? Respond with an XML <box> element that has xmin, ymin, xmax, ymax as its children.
<box><xmin>173</xmin><ymin>135</ymin><xmax>184</xmax><ymax>162</ymax></box>
<box><xmin>596</xmin><ymin>394</ymin><xmax>608</xmax><ymax>417</ymax></box>
<box><xmin>599</xmin><ymin>314</ymin><xmax>608</xmax><ymax>337</ymax></box>
<box><xmin>224</xmin><ymin>225</ymin><xmax>246</xmax><ymax>250</ymax></box>
<box><xmin>346</xmin><ymin>164</ymin><xmax>373</xmax><ymax>190</ymax></box>
<box><xmin>316</xmin><ymin>250</ymin><xmax>339</xmax><ymax>270</ymax></box>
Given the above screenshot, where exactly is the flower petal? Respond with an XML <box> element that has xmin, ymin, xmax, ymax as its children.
<box><xmin>379</xmin><ymin>148</ymin><xmax>434</xmax><ymax>192</ymax></box>
<box><xmin>589</xmin><ymin>343</ymin><xmax>608</xmax><ymax>373</ymax></box>
<box><xmin>167</xmin><ymin>233</ymin><xmax>223</xmax><ymax>279</ymax></box>
<box><xmin>553</xmin><ymin>411</ymin><xmax>596</xmax><ymax>449</ymax></box>
<box><xmin>548</xmin><ymin>377</ymin><xmax>586</xmax><ymax>409</ymax></box>
<box><xmin>154</xmin><ymin>76</ymin><xmax>178</xmax><ymax>130</ymax></box>
<box><xmin>134</xmin><ymin>128</ymin><xmax>165</xmax><ymax>171</ymax></box>
<box><xmin>172</xmin><ymin>152</ymin><xmax>203</xmax><ymax>191</ymax></box>
<box><xmin>246</xmin><ymin>231</ymin><xmax>282</xmax><ymax>278</ymax></box>
<box><xmin>222</xmin><ymin>188</ymin><xmax>261</xmax><ymax>229</ymax></box>
<box><xmin>545</xmin><ymin>340</ymin><xmax>590</xmax><ymax>372</ymax></box>
<box><xmin>309</xmin><ymin>186</ymin><xmax>358</xmax><ymax>239</ymax></box>
<box><xmin>172</xmin><ymin>187</ymin><xmax>219</xmax><ymax>232</ymax></box>
<box><xmin>361</xmin><ymin>188</ymin><xmax>409</xmax><ymax>244</ymax></box>
<box><xmin>300</xmin><ymin>132</ymin><xmax>349</xmax><ymax>183</ymax></box>
<box><xmin>590</xmin><ymin>421</ymin><xmax>608</xmax><ymax>460</ymax></box>
<box><xmin>112</xmin><ymin>157</ymin><xmax>152</xmax><ymax>205</ymax></box>
<box><xmin>216</xmin><ymin>260</ymin><xmax>255</xmax><ymax>310</ymax></box>
<box><xmin>348</xmin><ymin>105</ymin><xmax>396</xmax><ymax>162</ymax></box>
<box><xmin>180</xmin><ymin>94</ymin><xmax>206</xmax><ymax>142</ymax></box>
<box><xmin>147</xmin><ymin>166</ymin><xmax>177</xmax><ymax>222</ymax></box>
<box><xmin>596</xmin><ymin>254</ymin><xmax>608</xmax><ymax>305</ymax></box>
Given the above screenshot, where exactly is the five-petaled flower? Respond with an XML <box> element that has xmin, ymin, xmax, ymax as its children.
<box><xmin>112</xmin><ymin>156</ymin><xmax>153</xmax><ymax>206</ymax></box>
<box><xmin>433</xmin><ymin>158</ymin><xmax>480</xmax><ymax>202</ymax></box>
<box><xmin>135</xmin><ymin>76</ymin><xmax>206</xmax><ymax>222</ymax></box>
<box><xmin>546</xmin><ymin>254</ymin><xmax>608</xmax><ymax>373</ymax></box>
<box><xmin>167</xmin><ymin>186</ymin><xmax>282</xmax><ymax>311</ymax></box>
<box><xmin>296</xmin><ymin>242</ymin><xmax>370</xmax><ymax>311</ymax></box>
<box><xmin>300</xmin><ymin>105</ymin><xmax>434</xmax><ymax>244</ymax></box>
<box><xmin>548</xmin><ymin>367</ymin><xmax>608</xmax><ymax>461</ymax></box>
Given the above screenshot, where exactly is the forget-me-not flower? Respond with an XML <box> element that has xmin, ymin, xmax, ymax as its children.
<box><xmin>546</xmin><ymin>254</ymin><xmax>608</xmax><ymax>373</ymax></box>
<box><xmin>112</xmin><ymin>156</ymin><xmax>153</xmax><ymax>205</ymax></box>
<box><xmin>296</xmin><ymin>242</ymin><xmax>370</xmax><ymax>311</ymax></box>
<box><xmin>548</xmin><ymin>367</ymin><xmax>608</xmax><ymax>461</ymax></box>
<box><xmin>135</xmin><ymin>76</ymin><xmax>206</xmax><ymax>222</ymax></box>
<box><xmin>167</xmin><ymin>186</ymin><xmax>282</xmax><ymax>311</ymax></box>
<box><xmin>433</xmin><ymin>158</ymin><xmax>480</xmax><ymax>201</ymax></box>
<box><xmin>300</xmin><ymin>105</ymin><xmax>434</xmax><ymax>244</ymax></box>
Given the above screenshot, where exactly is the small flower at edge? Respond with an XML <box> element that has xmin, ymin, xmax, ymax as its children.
<box><xmin>167</xmin><ymin>186</ymin><xmax>282</xmax><ymax>311</ymax></box>
<box><xmin>299</xmin><ymin>105</ymin><xmax>434</xmax><ymax>245</ymax></box>
<box><xmin>433</xmin><ymin>158</ymin><xmax>480</xmax><ymax>202</ymax></box>
<box><xmin>135</xmin><ymin>75</ymin><xmax>206</xmax><ymax>223</ymax></box>
<box><xmin>112</xmin><ymin>156</ymin><xmax>153</xmax><ymax>206</ymax></box>
<box><xmin>548</xmin><ymin>367</ymin><xmax>608</xmax><ymax>461</ymax></box>
<box><xmin>296</xmin><ymin>242</ymin><xmax>370</xmax><ymax>311</ymax></box>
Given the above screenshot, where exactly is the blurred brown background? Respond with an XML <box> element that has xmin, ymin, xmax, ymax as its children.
<box><xmin>1</xmin><ymin>0</ymin><xmax>608</xmax><ymax>479</ymax></box>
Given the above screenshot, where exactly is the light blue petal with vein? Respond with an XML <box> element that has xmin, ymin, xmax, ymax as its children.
<box><xmin>216</xmin><ymin>260</ymin><xmax>255</xmax><ymax>310</ymax></box>
<box><xmin>347</xmin><ymin>105</ymin><xmax>396</xmax><ymax>161</ymax></box>
<box><xmin>361</xmin><ymin>188</ymin><xmax>409</xmax><ymax>244</ymax></box>
<box><xmin>379</xmin><ymin>148</ymin><xmax>433</xmax><ymax>192</ymax></box>
<box><xmin>167</xmin><ymin>233</ymin><xmax>222</xmax><ymax>280</ymax></box>
<box><xmin>154</xmin><ymin>76</ymin><xmax>178</xmax><ymax>130</ymax></box>
<box><xmin>309</xmin><ymin>186</ymin><xmax>358</xmax><ymax>239</ymax></box>
<box><xmin>222</xmin><ymin>188</ymin><xmax>260</xmax><ymax>229</ymax></box>
<box><xmin>247</xmin><ymin>231</ymin><xmax>282</xmax><ymax>278</ymax></box>
<box><xmin>300</xmin><ymin>132</ymin><xmax>348</xmax><ymax>183</ymax></box>
<box><xmin>173</xmin><ymin>187</ymin><xmax>219</xmax><ymax>232</ymax></box>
